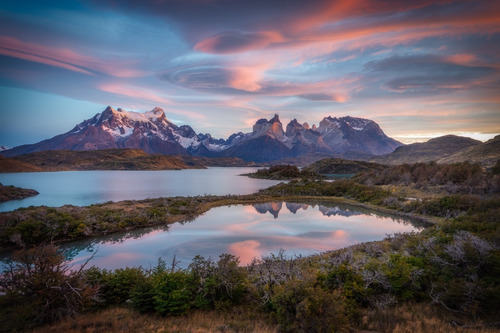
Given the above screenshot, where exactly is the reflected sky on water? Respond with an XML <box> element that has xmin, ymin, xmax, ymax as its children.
<box><xmin>59</xmin><ymin>201</ymin><xmax>425</xmax><ymax>270</ymax></box>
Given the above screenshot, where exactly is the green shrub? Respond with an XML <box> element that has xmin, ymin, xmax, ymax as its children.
<box><xmin>153</xmin><ymin>270</ymin><xmax>194</xmax><ymax>315</ymax></box>
<box><xmin>271</xmin><ymin>278</ymin><xmax>352</xmax><ymax>332</ymax></box>
<box><xmin>86</xmin><ymin>267</ymin><xmax>146</xmax><ymax>306</ymax></box>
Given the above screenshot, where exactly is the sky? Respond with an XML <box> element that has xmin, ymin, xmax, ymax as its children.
<box><xmin>0</xmin><ymin>0</ymin><xmax>499</xmax><ymax>148</ymax></box>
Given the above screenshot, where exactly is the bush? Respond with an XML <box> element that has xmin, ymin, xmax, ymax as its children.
<box><xmin>0</xmin><ymin>245</ymin><xmax>97</xmax><ymax>330</ymax></box>
<box><xmin>91</xmin><ymin>267</ymin><xmax>146</xmax><ymax>306</ymax></box>
<box><xmin>153</xmin><ymin>270</ymin><xmax>194</xmax><ymax>315</ymax></box>
<box><xmin>271</xmin><ymin>278</ymin><xmax>352</xmax><ymax>332</ymax></box>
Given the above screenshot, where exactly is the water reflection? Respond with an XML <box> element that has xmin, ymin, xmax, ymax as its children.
<box><xmin>254</xmin><ymin>202</ymin><xmax>364</xmax><ymax>218</ymax></box>
<box><xmin>41</xmin><ymin>201</ymin><xmax>427</xmax><ymax>270</ymax></box>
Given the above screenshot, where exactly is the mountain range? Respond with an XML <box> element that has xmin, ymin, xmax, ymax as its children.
<box><xmin>1</xmin><ymin>106</ymin><xmax>402</xmax><ymax>162</ymax></box>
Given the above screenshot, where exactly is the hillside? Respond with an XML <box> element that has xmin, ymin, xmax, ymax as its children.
<box><xmin>10</xmin><ymin>149</ymin><xmax>202</xmax><ymax>171</ymax></box>
<box><xmin>372</xmin><ymin>135</ymin><xmax>482</xmax><ymax>165</ymax></box>
<box><xmin>437</xmin><ymin>135</ymin><xmax>500</xmax><ymax>166</ymax></box>
<box><xmin>0</xmin><ymin>155</ymin><xmax>42</xmax><ymax>172</ymax></box>
<box><xmin>303</xmin><ymin>158</ymin><xmax>386</xmax><ymax>175</ymax></box>
<box><xmin>177</xmin><ymin>155</ymin><xmax>260</xmax><ymax>167</ymax></box>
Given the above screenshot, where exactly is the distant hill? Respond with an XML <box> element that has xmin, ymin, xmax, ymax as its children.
<box><xmin>7</xmin><ymin>149</ymin><xmax>201</xmax><ymax>171</ymax></box>
<box><xmin>0</xmin><ymin>149</ymin><xmax>260</xmax><ymax>172</ymax></box>
<box><xmin>371</xmin><ymin>135</ymin><xmax>483</xmax><ymax>165</ymax></box>
<box><xmin>177</xmin><ymin>155</ymin><xmax>260</xmax><ymax>167</ymax></box>
<box><xmin>437</xmin><ymin>135</ymin><xmax>500</xmax><ymax>166</ymax></box>
<box><xmin>303</xmin><ymin>158</ymin><xmax>386</xmax><ymax>175</ymax></box>
<box><xmin>268</xmin><ymin>151</ymin><xmax>375</xmax><ymax>167</ymax></box>
<box><xmin>0</xmin><ymin>155</ymin><xmax>42</xmax><ymax>172</ymax></box>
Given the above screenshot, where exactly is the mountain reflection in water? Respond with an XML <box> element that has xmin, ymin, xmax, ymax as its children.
<box><xmin>49</xmin><ymin>201</ymin><xmax>426</xmax><ymax>270</ymax></box>
<box><xmin>253</xmin><ymin>202</ymin><xmax>363</xmax><ymax>218</ymax></box>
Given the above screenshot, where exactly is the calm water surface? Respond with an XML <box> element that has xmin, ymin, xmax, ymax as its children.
<box><xmin>0</xmin><ymin>168</ymin><xmax>281</xmax><ymax>212</ymax></box>
<box><xmin>59</xmin><ymin>201</ymin><xmax>424</xmax><ymax>269</ymax></box>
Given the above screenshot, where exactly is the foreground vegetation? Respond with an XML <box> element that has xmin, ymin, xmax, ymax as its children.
<box><xmin>0</xmin><ymin>160</ymin><xmax>499</xmax><ymax>332</ymax></box>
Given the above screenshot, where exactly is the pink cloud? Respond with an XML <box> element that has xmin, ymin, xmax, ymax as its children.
<box><xmin>229</xmin><ymin>240</ymin><xmax>261</xmax><ymax>265</ymax></box>
<box><xmin>195</xmin><ymin>31</ymin><xmax>285</xmax><ymax>54</ymax></box>
<box><xmin>445</xmin><ymin>53</ymin><xmax>477</xmax><ymax>65</ymax></box>
<box><xmin>0</xmin><ymin>36</ymin><xmax>147</xmax><ymax>78</ymax></box>
<box><xmin>190</xmin><ymin>1</ymin><xmax>500</xmax><ymax>61</ymax></box>
<box><xmin>0</xmin><ymin>36</ymin><xmax>95</xmax><ymax>75</ymax></box>
<box><xmin>229</xmin><ymin>66</ymin><xmax>265</xmax><ymax>92</ymax></box>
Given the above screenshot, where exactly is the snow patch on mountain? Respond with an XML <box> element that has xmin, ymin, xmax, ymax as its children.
<box><xmin>174</xmin><ymin>133</ymin><xmax>201</xmax><ymax>149</ymax></box>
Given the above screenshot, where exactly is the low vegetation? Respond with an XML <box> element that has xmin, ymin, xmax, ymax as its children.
<box><xmin>7</xmin><ymin>149</ymin><xmax>200</xmax><ymax>171</ymax></box>
<box><xmin>0</xmin><ymin>182</ymin><xmax>39</xmax><ymax>202</ymax></box>
<box><xmin>0</xmin><ymin>195</ymin><xmax>284</xmax><ymax>248</ymax></box>
<box><xmin>353</xmin><ymin>161</ymin><xmax>499</xmax><ymax>195</ymax></box>
<box><xmin>1</xmin><ymin>160</ymin><xmax>499</xmax><ymax>332</ymax></box>
<box><xmin>303</xmin><ymin>157</ymin><xmax>386</xmax><ymax>175</ymax></box>
<box><xmin>245</xmin><ymin>164</ymin><xmax>320</xmax><ymax>180</ymax></box>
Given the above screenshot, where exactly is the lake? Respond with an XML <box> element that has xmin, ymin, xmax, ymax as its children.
<box><xmin>0</xmin><ymin>168</ymin><xmax>282</xmax><ymax>212</ymax></box>
<box><xmin>58</xmin><ymin>201</ymin><xmax>424</xmax><ymax>270</ymax></box>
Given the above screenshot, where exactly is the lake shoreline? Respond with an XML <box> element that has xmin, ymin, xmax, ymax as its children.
<box><xmin>0</xmin><ymin>191</ymin><xmax>436</xmax><ymax>252</ymax></box>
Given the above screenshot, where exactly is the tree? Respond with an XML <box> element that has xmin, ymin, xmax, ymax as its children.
<box><xmin>0</xmin><ymin>244</ymin><xmax>97</xmax><ymax>330</ymax></box>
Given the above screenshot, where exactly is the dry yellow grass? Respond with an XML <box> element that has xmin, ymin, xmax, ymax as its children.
<box><xmin>360</xmin><ymin>303</ymin><xmax>500</xmax><ymax>333</ymax></box>
<box><xmin>34</xmin><ymin>307</ymin><xmax>278</xmax><ymax>333</ymax></box>
<box><xmin>31</xmin><ymin>302</ymin><xmax>500</xmax><ymax>333</ymax></box>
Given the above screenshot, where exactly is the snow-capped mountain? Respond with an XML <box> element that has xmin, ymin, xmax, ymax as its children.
<box><xmin>0</xmin><ymin>146</ymin><xmax>8</xmax><ymax>152</ymax></box>
<box><xmin>1</xmin><ymin>106</ymin><xmax>403</xmax><ymax>161</ymax></box>
<box><xmin>1</xmin><ymin>106</ymin><xmax>227</xmax><ymax>157</ymax></box>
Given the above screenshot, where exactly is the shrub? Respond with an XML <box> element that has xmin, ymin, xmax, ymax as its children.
<box><xmin>271</xmin><ymin>278</ymin><xmax>352</xmax><ymax>332</ymax></box>
<box><xmin>98</xmin><ymin>267</ymin><xmax>146</xmax><ymax>306</ymax></box>
<box><xmin>0</xmin><ymin>245</ymin><xmax>97</xmax><ymax>330</ymax></box>
<box><xmin>153</xmin><ymin>270</ymin><xmax>194</xmax><ymax>315</ymax></box>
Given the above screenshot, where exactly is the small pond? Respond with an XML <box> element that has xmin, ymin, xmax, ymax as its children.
<box><xmin>54</xmin><ymin>201</ymin><xmax>426</xmax><ymax>270</ymax></box>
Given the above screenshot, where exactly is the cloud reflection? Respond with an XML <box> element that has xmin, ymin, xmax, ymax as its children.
<box><xmin>61</xmin><ymin>201</ymin><xmax>425</xmax><ymax>269</ymax></box>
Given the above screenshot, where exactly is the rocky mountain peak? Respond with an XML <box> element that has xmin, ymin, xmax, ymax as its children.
<box><xmin>286</xmin><ymin>119</ymin><xmax>304</xmax><ymax>137</ymax></box>
<box><xmin>150</xmin><ymin>107</ymin><xmax>166</xmax><ymax>119</ymax></box>
<box><xmin>252</xmin><ymin>114</ymin><xmax>285</xmax><ymax>139</ymax></box>
<box><xmin>269</xmin><ymin>114</ymin><xmax>281</xmax><ymax>123</ymax></box>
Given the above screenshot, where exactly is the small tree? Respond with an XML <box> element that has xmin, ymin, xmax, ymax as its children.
<box><xmin>0</xmin><ymin>244</ymin><xmax>97</xmax><ymax>330</ymax></box>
